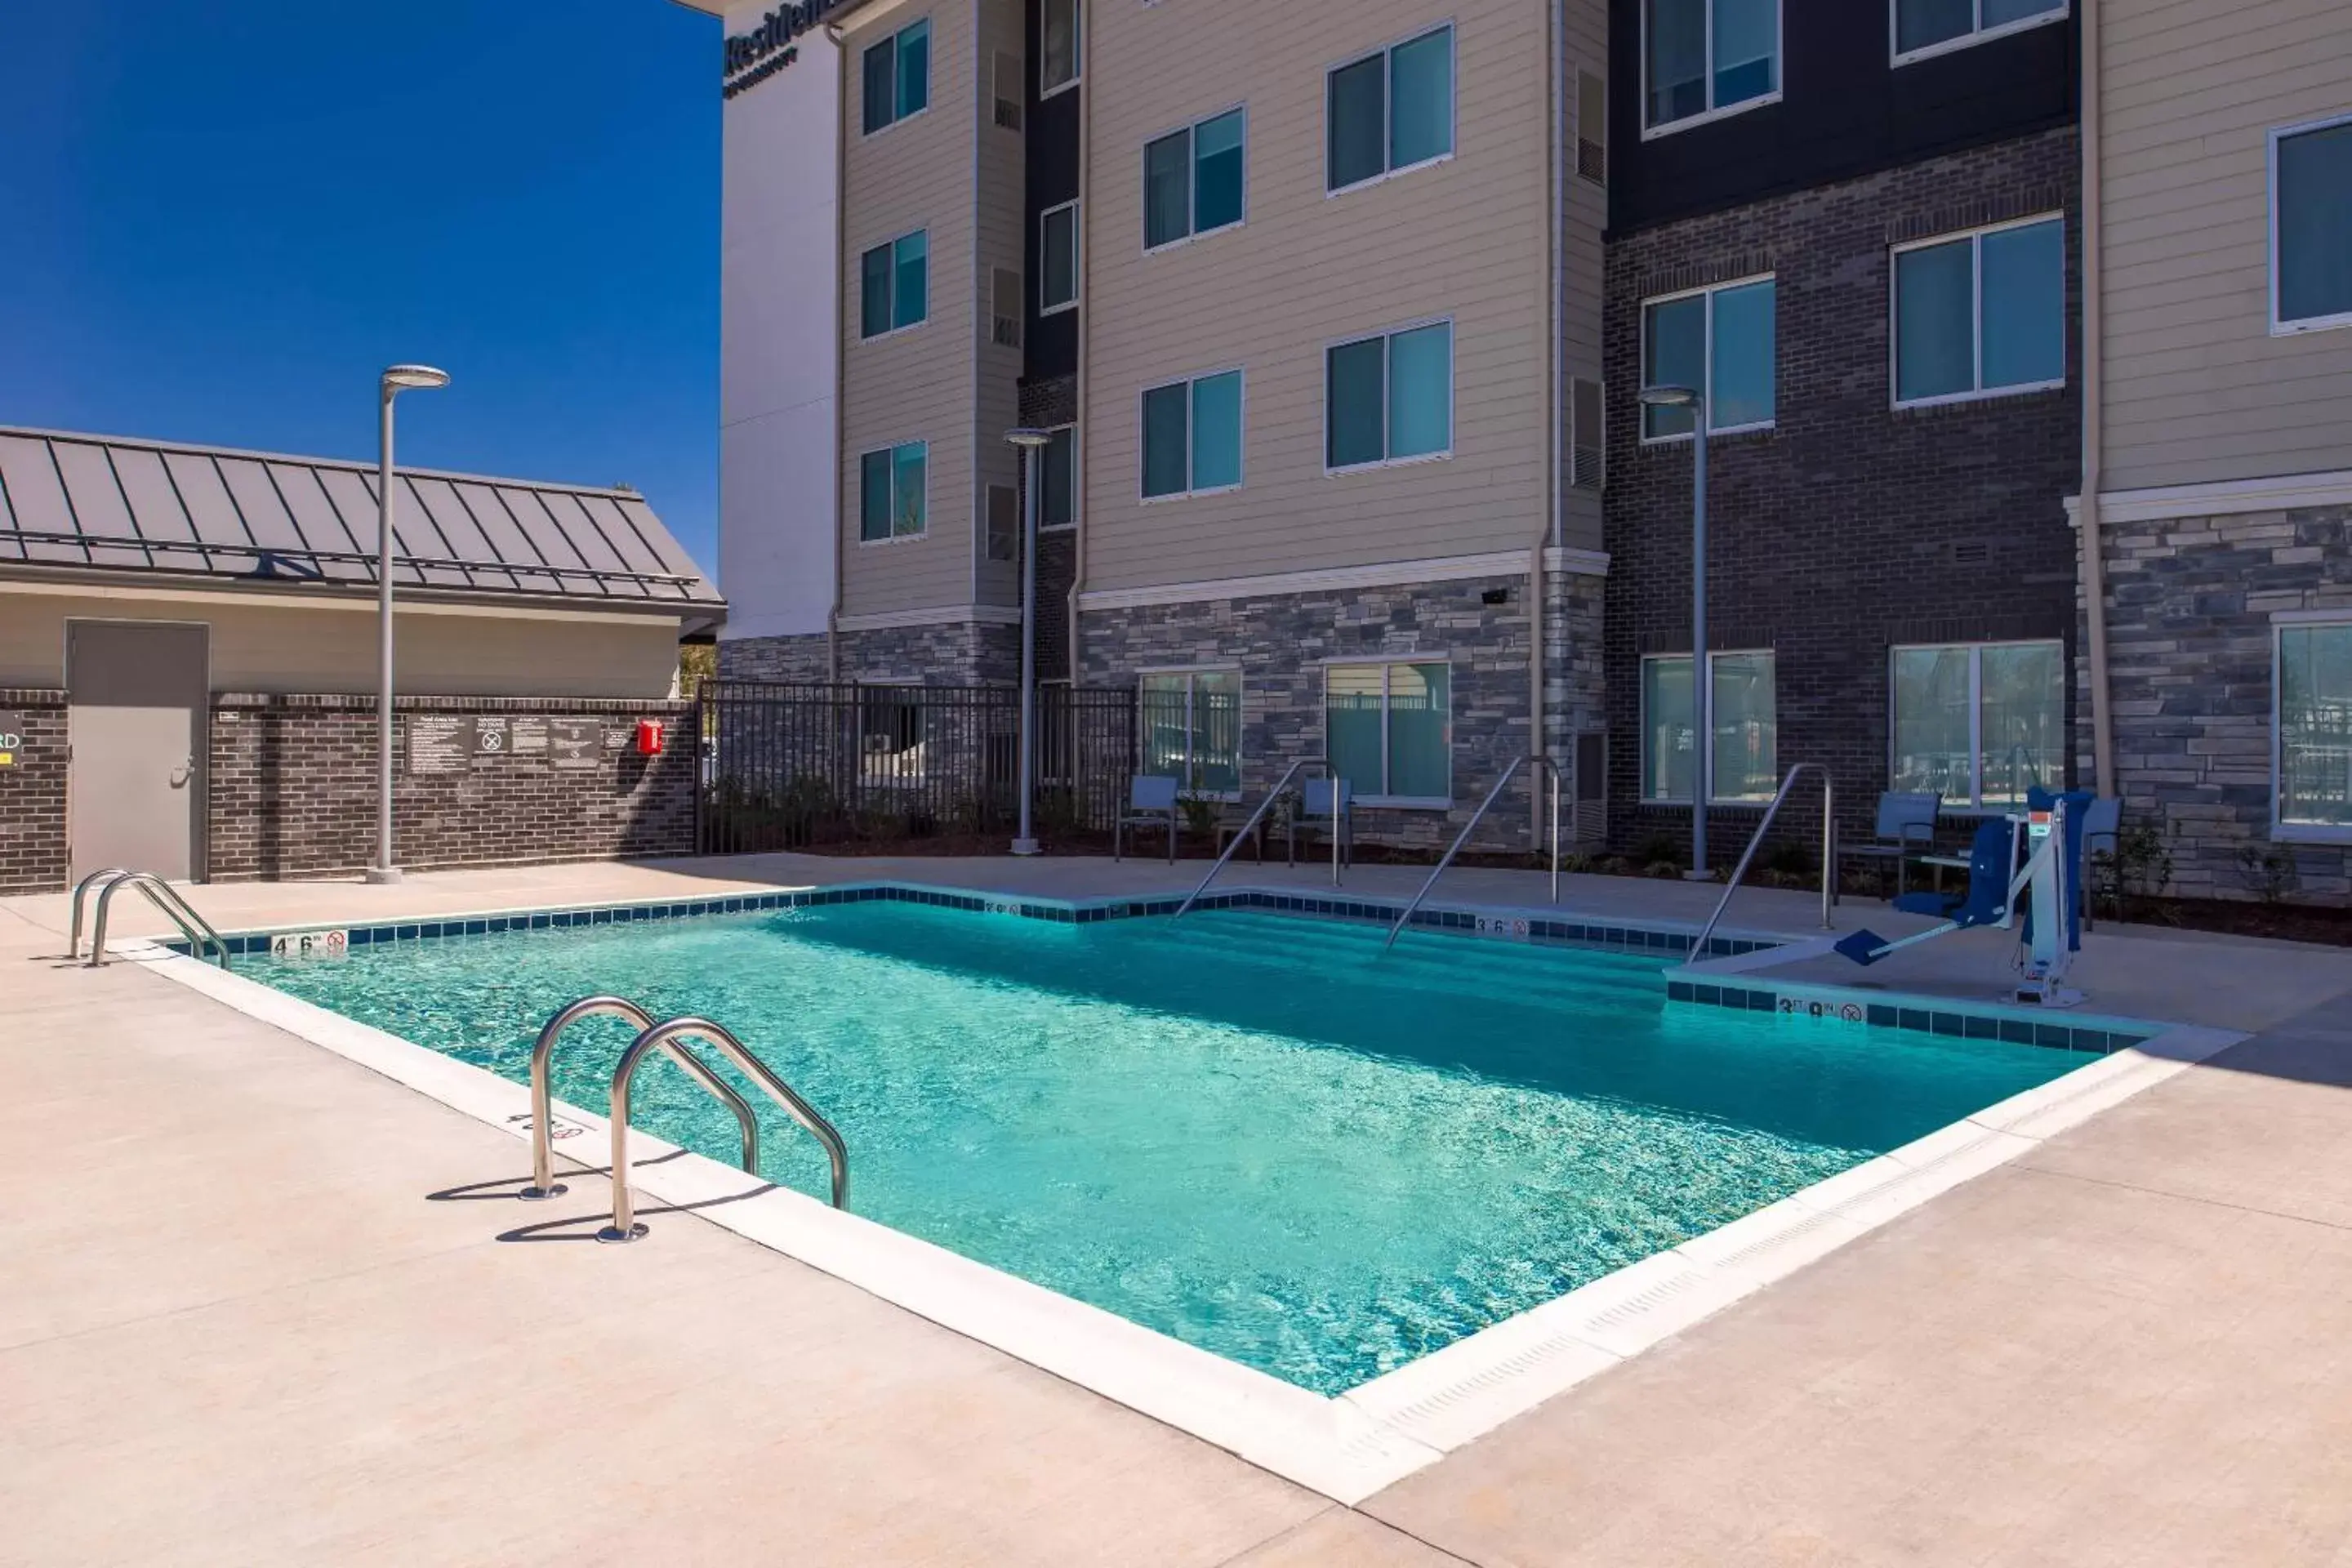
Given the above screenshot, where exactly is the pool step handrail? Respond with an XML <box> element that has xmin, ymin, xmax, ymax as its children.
<box><xmin>67</xmin><ymin>866</ymin><xmax>134</xmax><ymax>959</ymax></box>
<box><xmin>521</xmin><ymin>996</ymin><xmax>764</xmax><ymax>1202</ymax></box>
<box><xmin>602</xmin><ymin>1016</ymin><xmax>849</xmax><ymax>1241</ymax></box>
<box><xmin>1689</xmin><ymin>763</ymin><xmax>1838</xmax><ymax>960</ymax></box>
<box><xmin>1380</xmin><ymin>754</ymin><xmax>1563</xmax><ymax>955</ymax></box>
<box><xmin>1169</xmin><ymin>755</ymin><xmax>1339</xmax><ymax>922</ymax></box>
<box><xmin>81</xmin><ymin>871</ymin><xmax>232</xmax><ymax>969</ymax></box>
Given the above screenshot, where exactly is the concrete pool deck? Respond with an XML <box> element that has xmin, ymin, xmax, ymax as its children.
<box><xmin>6</xmin><ymin>854</ymin><xmax>2352</xmax><ymax>1564</ymax></box>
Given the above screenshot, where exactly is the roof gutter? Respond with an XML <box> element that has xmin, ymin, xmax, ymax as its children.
<box><xmin>0</xmin><ymin>562</ymin><xmax>723</xmax><ymax>621</ymax></box>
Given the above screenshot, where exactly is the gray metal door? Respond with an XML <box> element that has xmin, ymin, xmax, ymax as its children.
<box><xmin>66</xmin><ymin>621</ymin><xmax>208</xmax><ymax>882</ymax></box>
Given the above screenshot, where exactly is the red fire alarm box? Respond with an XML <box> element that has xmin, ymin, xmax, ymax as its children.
<box><xmin>635</xmin><ymin>718</ymin><xmax>666</xmax><ymax>755</ymax></box>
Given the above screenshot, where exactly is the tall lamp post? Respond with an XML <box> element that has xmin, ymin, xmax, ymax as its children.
<box><xmin>1637</xmin><ymin>384</ymin><xmax>1710</xmax><ymax>880</ymax></box>
<box><xmin>1005</xmin><ymin>428</ymin><xmax>1052</xmax><ymax>856</ymax></box>
<box><xmin>368</xmin><ymin>364</ymin><xmax>451</xmax><ymax>886</ymax></box>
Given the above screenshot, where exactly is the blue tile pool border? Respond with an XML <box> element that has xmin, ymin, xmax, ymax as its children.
<box><xmin>158</xmin><ymin>880</ymin><xmax>2151</xmax><ymax>1058</ymax></box>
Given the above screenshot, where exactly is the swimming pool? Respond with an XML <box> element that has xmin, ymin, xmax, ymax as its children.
<box><xmin>250</xmin><ymin>900</ymin><xmax>2082</xmax><ymax>1395</ymax></box>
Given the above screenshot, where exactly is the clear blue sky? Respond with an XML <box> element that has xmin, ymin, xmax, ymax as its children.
<box><xmin>0</xmin><ymin>0</ymin><xmax>725</xmax><ymax>571</ymax></box>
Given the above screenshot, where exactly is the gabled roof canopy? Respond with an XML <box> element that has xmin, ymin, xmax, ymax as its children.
<box><xmin>0</xmin><ymin>426</ymin><xmax>721</xmax><ymax>614</ymax></box>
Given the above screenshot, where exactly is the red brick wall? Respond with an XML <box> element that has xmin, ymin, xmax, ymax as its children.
<box><xmin>0</xmin><ymin>690</ymin><xmax>698</xmax><ymax>893</ymax></box>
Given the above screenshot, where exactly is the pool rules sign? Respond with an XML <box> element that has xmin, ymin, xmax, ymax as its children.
<box><xmin>0</xmin><ymin>711</ymin><xmax>22</xmax><ymax>768</ymax></box>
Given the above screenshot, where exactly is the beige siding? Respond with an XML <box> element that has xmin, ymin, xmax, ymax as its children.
<box><xmin>2100</xmin><ymin>0</ymin><xmax>2352</xmax><ymax>491</ymax></box>
<box><xmin>1081</xmin><ymin>0</ymin><xmax>1559</xmax><ymax>594</ymax></box>
<box><xmin>840</xmin><ymin>0</ymin><xmax>982</xmax><ymax>617</ymax></box>
<box><xmin>0</xmin><ymin>587</ymin><xmax>683</xmax><ymax>697</ymax></box>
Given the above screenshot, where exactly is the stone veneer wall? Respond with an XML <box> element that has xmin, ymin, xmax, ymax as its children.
<box><xmin>2091</xmin><ymin>501</ymin><xmax>2352</xmax><ymax>902</ymax></box>
<box><xmin>1544</xmin><ymin>567</ymin><xmax>1610</xmax><ymax>841</ymax></box>
<box><xmin>0</xmin><ymin>689</ymin><xmax>69</xmax><ymax>893</ymax></box>
<box><xmin>1604</xmin><ymin>127</ymin><xmax>2082</xmax><ymax>856</ymax></box>
<box><xmin>721</xmin><ymin>621</ymin><xmax>1021</xmax><ymax>685</ymax></box>
<box><xmin>1080</xmin><ymin>572</ymin><xmax>1571</xmax><ymax>853</ymax></box>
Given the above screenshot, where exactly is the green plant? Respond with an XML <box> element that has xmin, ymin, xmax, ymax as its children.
<box><xmin>2094</xmin><ymin>817</ymin><xmax>2175</xmax><ymax>921</ymax></box>
<box><xmin>1557</xmin><ymin>850</ymin><xmax>1595</xmax><ymax>875</ymax></box>
<box><xmin>1757</xmin><ymin>838</ymin><xmax>1816</xmax><ymax>880</ymax></box>
<box><xmin>1035</xmin><ymin>785</ymin><xmax>1080</xmax><ymax>836</ymax></box>
<box><xmin>1630</xmin><ymin>831</ymin><xmax>1687</xmax><ymax>870</ymax></box>
<box><xmin>2237</xmin><ymin>843</ymin><xmax>2298</xmax><ymax>905</ymax></box>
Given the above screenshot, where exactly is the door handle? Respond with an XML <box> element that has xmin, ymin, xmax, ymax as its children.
<box><xmin>170</xmin><ymin>757</ymin><xmax>196</xmax><ymax>789</ymax></box>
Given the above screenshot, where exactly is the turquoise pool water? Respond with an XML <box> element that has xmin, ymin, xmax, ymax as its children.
<box><xmin>251</xmin><ymin>903</ymin><xmax>2079</xmax><ymax>1393</ymax></box>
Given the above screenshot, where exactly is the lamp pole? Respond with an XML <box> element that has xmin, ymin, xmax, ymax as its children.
<box><xmin>1006</xmin><ymin>428</ymin><xmax>1052</xmax><ymax>856</ymax></box>
<box><xmin>368</xmin><ymin>365</ymin><xmax>451</xmax><ymax>886</ymax></box>
<box><xmin>1638</xmin><ymin>384</ymin><xmax>1709</xmax><ymax>878</ymax></box>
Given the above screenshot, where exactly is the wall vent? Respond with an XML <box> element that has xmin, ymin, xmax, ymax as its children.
<box><xmin>1575</xmin><ymin>69</ymin><xmax>1606</xmax><ymax>185</ymax></box>
<box><xmin>991</xmin><ymin>268</ymin><xmax>1022</xmax><ymax>349</ymax></box>
<box><xmin>992</xmin><ymin>51</ymin><xmax>1022</xmax><ymax>131</ymax></box>
<box><xmin>1950</xmin><ymin>540</ymin><xmax>1990</xmax><ymax>565</ymax></box>
<box><xmin>986</xmin><ymin>485</ymin><xmax>1018</xmax><ymax>562</ymax></box>
<box><xmin>1570</xmin><ymin>377</ymin><xmax>1605</xmax><ymax>490</ymax></box>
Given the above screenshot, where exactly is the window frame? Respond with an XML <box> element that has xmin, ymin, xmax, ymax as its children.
<box><xmin>1138</xmin><ymin>367</ymin><xmax>1247</xmax><ymax>502</ymax></box>
<box><xmin>1142</xmin><ymin>105</ymin><xmax>1249</xmax><ymax>255</ymax></box>
<box><xmin>1640</xmin><ymin>0</ymin><xmax>1784</xmax><ymax>140</ymax></box>
<box><xmin>1039</xmin><ymin>199</ymin><xmax>1080</xmax><ymax>316</ymax></box>
<box><xmin>1886</xmin><ymin>638</ymin><xmax>2066</xmax><ymax>812</ymax></box>
<box><xmin>1637</xmin><ymin>648</ymin><xmax>1779</xmax><ymax>805</ymax></box>
<box><xmin>1889</xmin><ymin>212</ymin><xmax>2068</xmax><ymax>411</ymax></box>
<box><xmin>1321</xmin><ymin>315</ymin><xmax>1457</xmax><ymax>474</ymax></box>
<box><xmin>2270</xmin><ymin>110</ymin><xmax>2352</xmax><ymax>337</ymax></box>
<box><xmin>861</xmin><ymin>16</ymin><xmax>933</xmax><ymax>137</ymax></box>
<box><xmin>1137</xmin><ymin>665</ymin><xmax>1244</xmax><ymax>801</ymax></box>
<box><xmin>2273</xmin><ymin>615</ymin><xmax>2352</xmax><ymax>843</ymax></box>
<box><xmin>1637</xmin><ymin>271</ymin><xmax>1777</xmax><ymax>444</ymax></box>
<box><xmin>1038</xmin><ymin>423</ymin><xmax>1079</xmax><ymax>532</ymax></box>
<box><xmin>858</xmin><ymin>229</ymin><xmax>931</xmax><ymax>342</ymax></box>
<box><xmin>1324</xmin><ymin>22</ymin><xmax>1459</xmax><ymax>198</ymax></box>
<box><xmin>1040</xmin><ymin>0</ymin><xmax>1082</xmax><ymax>100</ymax></box>
<box><xmin>856</xmin><ymin>439</ymin><xmax>930</xmax><ymax>546</ymax></box>
<box><xmin>1889</xmin><ymin>0</ymin><xmax>2069</xmax><ymax>69</ymax></box>
<box><xmin>1320</xmin><ymin>656</ymin><xmax>1455</xmax><ymax>808</ymax></box>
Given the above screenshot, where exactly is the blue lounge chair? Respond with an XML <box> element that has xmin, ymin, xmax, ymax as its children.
<box><xmin>1835</xmin><ymin>817</ymin><xmax>2016</xmax><ymax>966</ymax></box>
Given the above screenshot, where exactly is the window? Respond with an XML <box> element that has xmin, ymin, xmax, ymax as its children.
<box><xmin>1640</xmin><ymin>275</ymin><xmax>1775</xmax><ymax>439</ymax></box>
<box><xmin>2273</xmin><ymin>114</ymin><xmax>2352</xmax><ymax>334</ymax></box>
<box><xmin>1894</xmin><ymin>0</ymin><xmax>2066</xmax><ymax>64</ymax></box>
<box><xmin>1325</xmin><ymin>661</ymin><xmax>1451</xmax><ymax>804</ymax></box>
<box><xmin>1640</xmin><ymin>651</ymin><xmax>1777</xmax><ymax>802</ymax></box>
<box><xmin>1039</xmin><ymin>425</ymin><xmax>1077</xmax><ymax>528</ymax></box>
<box><xmin>1145</xmin><ymin>109</ymin><xmax>1245</xmax><ymax>250</ymax></box>
<box><xmin>858</xmin><ymin>230</ymin><xmax>929</xmax><ymax>339</ymax></box>
<box><xmin>1141</xmin><ymin>370</ymin><xmax>1243</xmax><ymax>499</ymax></box>
<box><xmin>1040</xmin><ymin>200</ymin><xmax>1080</xmax><ymax>314</ymax></box>
<box><xmin>1041</xmin><ymin>0</ymin><xmax>1080</xmax><ymax>96</ymax></box>
<box><xmin>1327</xmin><ymin>24</ymin><xmax>1454</xmax><ymax>192</ymax></box>
<box><xmin>862</xmin><ymin>17</ymin><xmax>930</xmax><ymax>135</ymax></box>
<box><xmin>1326</xmin><ymin>320</ymin><xmax>1452</xmax><ymax>469</ymax></box>
<box><xmin>2277</xmin><ymin>623</ymin><xmax>2352</xmax><ymax>834</ymax></box>
<box><xmin>1141</xmin><ymin>670</ymin><xmax>1241</xmax><ymax>795</ymax></box>
<box><xmin>1645</xmin><ymin>0</ymin><xmax>1778</xmax><ymax>133</ymax></box>
<box><xmin>1889</xmin><ymin>641</ymin><xmax>2063</xmax><ymax>808</ymax></box>
<box><xmin>858</xmin><ymin>441</ymin><xmax>927</xmax><ymax>541</ymax></box>
<box><xmin>1893</xmin><ymin>216</ymin><xmax>2065</xmax><ymax>406</ymax></box>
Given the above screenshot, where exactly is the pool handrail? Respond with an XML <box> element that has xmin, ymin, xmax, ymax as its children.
<box><xmin>67</xmin><ymin>866</ymin><xmax>134</xmax><ymax>959</ymax></box>
<box><xmin>601</xmin><ymin>1015</ymin><xmax>849</xmax><ymax>1241</ymax></box>
<box><xmin>1690</xmin><ymin>762</ymin><xmax>1838</xmax><ymax>958</ymax></box>
<box><xmin>1380</xmin><ymin>754</ymin><xmax>1563</xmax><ymax>955</ymax></box>
<box><xmin>83</xmin><ymin>871</ymin><xmax>232</xmax><ymax>969</ymax></box>
<box><xmin>521</xmin><ymin>996</ymin><xmax>763</xmax><ymax>1201</ymax></box>
<box><xmin>1169</xmin><ymin>756</ymin><xmax>1339</xmax><ymax>922</ymax></box>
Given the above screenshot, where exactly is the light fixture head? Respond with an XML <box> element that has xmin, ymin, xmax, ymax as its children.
<box><xmin>382</xmin><ymin>364</ymin><xmax>452</xmax><ymax>392</ymax></box>
<box><xmin>1636</xmin><ymin>384</ymin><xmax>1699</xmax><ymax>408</ymax></box>
<box><xmin>1004</xmin><ymin>427</ymin><xmax>1053</xmax><ymax>449</ymax></box>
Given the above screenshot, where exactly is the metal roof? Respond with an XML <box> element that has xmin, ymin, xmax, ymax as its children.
<box><xmin>0</xmin><ymin>425</ymin><xmax>722</xmax><ymax>611</ymax></box>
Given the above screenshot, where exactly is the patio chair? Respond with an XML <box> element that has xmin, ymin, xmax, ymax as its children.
<box><xmin>2079</xmin><ymin>795</ymin><xmax>2122</xmax><ymax>930</ymax></box>
<box><xmin>1113</xmin><ymin>774</ymin><xmax>1181</xmax><ymax>864</ymax></box>
<box><xmin>1841</xmin><ymin>791</ymin><xmax>1941</xmax><ymax>899</ymax></box>
<box><xmin>1285</xmin><ymin>777</ymin><xmax>1354</xmax><ymax>869</ymax></box>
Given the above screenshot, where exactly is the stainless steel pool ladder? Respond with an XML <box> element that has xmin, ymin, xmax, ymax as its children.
<box><xmin>523</xmin><ymin>996</ymin><xmax>848</xmax><ymax>1239</ymax></box>
<box><xmin>1690</xmin><ymin>763</ymin><xmax>1838</xmax><ymax>959</ymax></box>
<box><xmin>1169</xmin><ymin>756</ymin><xmax>1341</xmax><ymax>923</ymax></box>
<box><xmin>70</xmin><ymin>868</ymin><xmax>231</xmax><ymax>969</ymax></box>
<box><xmin>1381</xmin><ymin>754</ymin><xmax>1563</xmax><ymax>955</ymax></box>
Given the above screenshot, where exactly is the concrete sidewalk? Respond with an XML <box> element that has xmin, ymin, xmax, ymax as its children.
<box><xmin>6</xmin><ymin>857</ymin><xmax>2352</xmax><ymax>1564</ymax></box>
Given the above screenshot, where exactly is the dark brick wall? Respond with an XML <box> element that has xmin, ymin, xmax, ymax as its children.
<box><xmin>206</xmin><ymin>694</ymin><xmax>697</xmax><ymax>884</ymax></box>
<box><xmin>1603</xmin><ymin>126</ymin><xmax>2083</xmax><ymax>855</ymax></box>
<box><xmin>0</xmin><ymin>690</ymin><xmax>69</xmax><ymax>894</ymax></box>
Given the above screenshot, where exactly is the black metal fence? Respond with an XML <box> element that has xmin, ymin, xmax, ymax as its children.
<box><xmin>696</xmin><ymin>681</ymin><xmax>1138</xmax><ymax>853</ymax></box>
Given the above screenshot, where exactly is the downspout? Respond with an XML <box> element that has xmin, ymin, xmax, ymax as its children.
<box><xmin>1531</xmin><ymin>0</ymin><xmax>1567</xmax><ymax>840</ymax></box>
<box><xmin>2078</xmin><ymin>0</ymin><xmax>2115</xmax><ymax>795</ymax></box>
<box><xmin>1066</xmin><ymin>20</ymin><xmax>1093</xmax><ymax>688</ymax></box>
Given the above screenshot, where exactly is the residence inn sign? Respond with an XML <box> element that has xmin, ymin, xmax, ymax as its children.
<box><xmin>723</xmin><ymin>0</ymin><xmax>848</xmax><ymax>96</ymax></box>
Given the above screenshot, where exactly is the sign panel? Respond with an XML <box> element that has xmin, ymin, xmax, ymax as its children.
<box><xmin>405</xmin><ymin>715</ymin><xmax>467</xmax><ymax>775</ymax></box>
<box><xmin>548</xmin><ymin>719</ymin><xmax>601</xmax><ymax>771</ymax></box>
<box><xmin>270</xmin><ymin>929</ymin><xmax>348</xmax><ymax>960</ymax></box>
<box><xmin>0</xmin><ymin>710</ymin><xmax>21</xmax><ymax>768</ymax></box>
<box><xmin>471</xmin><ymin>716</ymin><xmax>510</xmax><ymax>758</ymax></box>
<box><xmin>510</xmin><ymin>717</ymin><xmax>550</xmax><ymax>759</ymax></box>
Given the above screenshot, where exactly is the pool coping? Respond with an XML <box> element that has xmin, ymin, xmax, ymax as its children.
<box><xmin>122</xmin><ymin>880</ymin><xmax>2245</xmax><ymax>1504</ymax></box>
